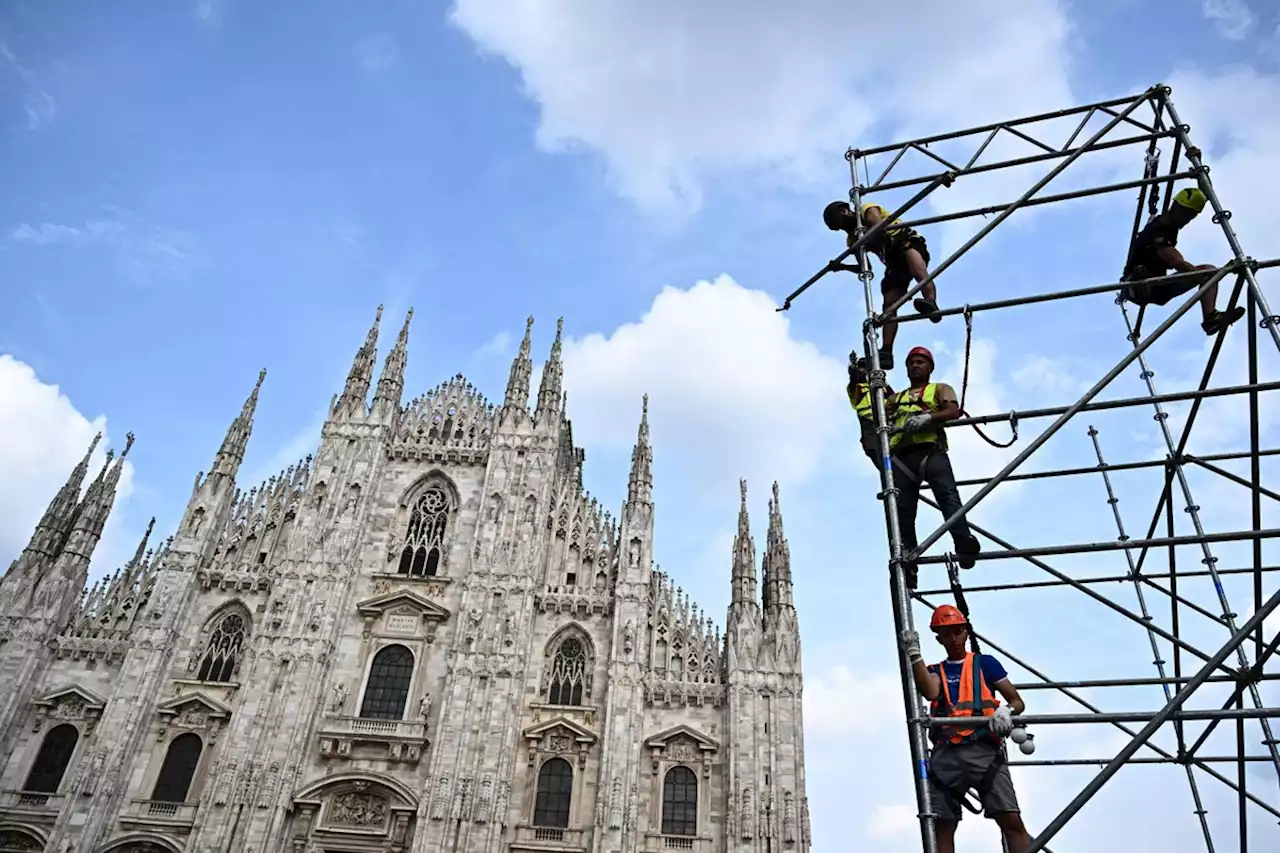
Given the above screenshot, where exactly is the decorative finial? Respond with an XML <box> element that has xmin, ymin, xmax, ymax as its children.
<box><xmin>772</xmin><ymin>480</ymin><xmax>780</xmax><ymax>502</ymax></box>
<box><xmin>375</xmin><ymin>304</ymin><xmax>384</xmax><ymax>320</ymax></box>
<box><xmin>256</xmin><ymin>368</ymin><xmax>267</xmax><ymax>389</ymax></box>
<box><xmin>525</xmin><ymin>315</ymin><xmax>534</xmax><ymax>332</ymax></box>
<box><xmin>642</xmin><ymin>393</ymin><xmax>649</xmax><ymax>414</ymax></box>
<box><xmin>555</xmin><ymin>317</ymin><xmax>564</xmax><ymax>337</ymax></box>
<box><xmin>739</xmin><ymin>478</ymin><xmax>748</xmax><ymax>503</ymax></box>
<box><xmin>120</xmin><ymin>432</ymin><xmax>136</xmax><ymax>458</ymax></box>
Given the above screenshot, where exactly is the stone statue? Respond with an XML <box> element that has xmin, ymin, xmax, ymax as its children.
<box><xmin>418</xmin><ymin>693</ymin><xmax>432</xmax><ymax>722</ymax></box>
<box><xmin>330</xmin><ymin>681</ymin><xmax>348</xmax><ymax>714</ymax></box>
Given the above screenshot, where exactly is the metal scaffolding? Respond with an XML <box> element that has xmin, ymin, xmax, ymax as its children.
<box><xmin>787</xmin><ymin>85</ymin><xmax>1280</xmax><ymax>853</ymax></box>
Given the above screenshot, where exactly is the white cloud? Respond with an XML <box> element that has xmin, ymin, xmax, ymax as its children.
<box><xmin>0</xmin><ymin>39</ymin><xmax>57</xmax><ymax>131</ymax></box>
<box><xmin>448</xmin><ymin>0</ymin><xmax>1074</xmax><ymax>209</ymax></box>
<box><xmin>559</xmin><ymin>275</ymin><xmax>851</xmax><ymax>491</ymax></box>
<box><xmin>194</xmin><ymin>0</ymin><xmax>227</xmax><ymax>28</ymax></box>
<box><xmin>804</xmin><ymin>665</ymin><xmax>902</xmax><ymax>737</ymax></box>
<box><xmin>867</xmin><ymin>803</ymin><xmax>915</xmax><ymax>842</ymax></box>
<box><xmin>7</xmin><ymin>213</ymin><xmax>196</xmax><ymax>284</ymax></box>
<box><xmin>1202</xmin><ymin>0</ymin><xmax>1256</xmax><ymax>39</ymax></box>
<box><xmin>0</xmin><ymin>355</ymin><xmax>135</xmax><ymax>577</ymax></box>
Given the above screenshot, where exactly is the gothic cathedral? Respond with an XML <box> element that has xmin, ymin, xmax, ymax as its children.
<box><xmin>0</xmin><ymin>308</ymin><xmax>810</xmax><ymax>853</ymax></box>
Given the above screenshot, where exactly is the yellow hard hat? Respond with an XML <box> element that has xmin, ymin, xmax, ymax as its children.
<box><xmin>860</xmin><ymin>202</ymin><xmax>890</xmax><ymax>219</ymax></box>
<box><xmin>1172</xmin><ymin>187</ymin><xmax>1207</xmax><ymax>215</ymax></box>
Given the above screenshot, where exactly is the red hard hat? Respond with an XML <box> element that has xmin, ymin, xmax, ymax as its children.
<box><xmin>930</xmin><ymin>604</ymin><xmax>968</xmax><ymax>629</ymax></box>
<box><xmin>907</xmin><ymin>346</ymin><xmax>934</xmax><ymax>367</ymax></box>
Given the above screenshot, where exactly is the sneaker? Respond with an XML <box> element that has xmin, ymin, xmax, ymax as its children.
<box><xmin>1202</xmin><ymin>306</ymin><xmax>1246</xmax><ymax>336</ymax></box>
<box><xmin>913</xmin><ymin>297</ymin><xmax>943</xmax><ymax>323</ymax></box>
<box><xmin>955</xmin><ymin>535</ymin><xmax>981</xmax><ymax>570</ymax></box>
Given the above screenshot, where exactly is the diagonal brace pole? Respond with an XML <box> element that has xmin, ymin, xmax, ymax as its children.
<box><xmin>910</xmin><ymin>264</ymin><xmax>1235</xmax><ymax>558</ymax></box>
<box><xmin>1024</xmin><ymin>586</ymin><xmax>1280</xmax><ymax>853</ymax></box>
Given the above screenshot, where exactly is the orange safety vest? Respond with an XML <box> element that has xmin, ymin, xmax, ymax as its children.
<box><xmin>929</xmin><ymin>652</ymin><xmax>1000</xmax><ymax>746</ymax></box>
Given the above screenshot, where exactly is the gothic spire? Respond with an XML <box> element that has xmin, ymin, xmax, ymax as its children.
<box><xmin>729</xmin><ymin>478</ymin><xmax>758</xmax><ymax>609</ymax></box>
<box><xmin>535</xmin><ymin>317</ymin><xmax>564</xmax><ymax>421</ymax></box>
<box><xmin>211</xmin><ymin>369</ymin><xmax>266</xmax><ymax>479</ymax></box>
<box><xmin>763</xmin><ymin>481</ymin><xmax>794</xmax><ymax>614</ymax></box>
<box><xmin>504</xmin><ymin>316</ymin><xmax>535</xmax><ymax>411</ymax></box>
<box><xmin>626</xmin><ymin>395</ymin><xmax>653</xmax><ymax>507</ymax></box>
<box><xmin>334</xmin><ymin>304</ymin><xmax>382</xmax><ymax>417</ymax></box>
<box><xmin>18</xmin><ymin>431</ymin><xmax>102</xmax><ymax>566</ymax></box>
<box><xmin>373</xmin><ymin>307</ymin><xmax>413</xmax><ymax>414</ymax></box>
<box><xmin>61</xmin><ymin>433</ymin><xmax>134</xmax><ymax>564</ymax></box>
<box><xmin>129</xmin><ymin>516</ymin><xmax>156</xmax><ymax>571</ymax></box>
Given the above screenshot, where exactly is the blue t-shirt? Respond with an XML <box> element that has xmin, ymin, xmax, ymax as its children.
<box><xmin>927</xmin><ymin>654</ymin><xmax>1008</xmax><ymax>706</ymax></box>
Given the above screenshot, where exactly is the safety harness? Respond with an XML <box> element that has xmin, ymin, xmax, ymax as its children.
<box><xmin>926</xmin><ymin>649</ymin><xmax>1007</xmax><ymax>815</ymax></box>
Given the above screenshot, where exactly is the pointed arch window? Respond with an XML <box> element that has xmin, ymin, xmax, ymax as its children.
<box><xmin>397</xmin><ymin>485</ymin><xmax>453</xmax><ymax>577</ymax></box>
<box><xmin>152</xmin><ymin>733</ymin><xmax>202</xmax><ymax>803</ymax></box>
<box><xmin>23</xmin><ymin>723</ymin><xmax>79</xmax><ymax>793</ymax></box>
<box><xmin>546</xmin><ymin>637</ymin><xmax>587</xmax><ymax>706</ymax></box>
<box><xmin>661</xmin><ymin>766</ymin><xmax>698</xmax><ymax>836</ymax></box>
<box><xmin>198</xmin><ymin>611</ymin><xmax>247</xmax><ymax>682</ymax></box>
<box><xmin>359</xmin><ymin>644</ymin><xmax>414</xmax><ymax>720</ymax></box>
<box><xmin>533</xmin><ymin>757</ymin><xmax>573</xmax><ymax>828</ymax></box>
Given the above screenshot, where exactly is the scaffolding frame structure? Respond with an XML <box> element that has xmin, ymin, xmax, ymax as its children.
<box><xmin>789</xmin><ymin>85</ymin><xmax>1280</xmax><ymax>853</ymax></box>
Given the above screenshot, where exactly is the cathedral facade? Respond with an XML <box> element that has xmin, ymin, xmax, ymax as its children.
<box><xmin>0</xmin><ymin>308</ymin><xmax>810</xmax><ymax>853</ymax></box>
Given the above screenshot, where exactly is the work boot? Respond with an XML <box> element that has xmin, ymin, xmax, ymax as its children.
<box><xmin>1201</xmin><ymin>306</ymin><xmax>1246</xmax><ymax>336</ymax></box>
<box><xmin>913</xmin><ymin>297</ymin><xmax>943</xmax><ymax>324</ymax></box>
<box><xmin>878</xmin><ymin>349</ymin><xmax>894</xmax><ymax>369</ymax></box>
<box><xmin>955</xmin><ymin>535</ymin><xmax>981</xmax><ymax>570</ymax></box>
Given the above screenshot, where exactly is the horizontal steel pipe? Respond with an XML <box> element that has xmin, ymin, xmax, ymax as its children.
<box><xmin>914</xmin><ymin>563</ymin><xmax>1280</xmax><ymax>595</ymax></box>
<box><xmin>915</xmin><ymin>527</ymin><xmax>1280</xmax><ymax>565</ymax></box>
<box><xmin>953</xmin><ymin>447</ymin><xmax>1280</xmax><ymax>488</ymax></box>
<box><xmin>930</xmin><ymin>707</ymin><xmax>1280</xmax><ymax>727</ymax></box>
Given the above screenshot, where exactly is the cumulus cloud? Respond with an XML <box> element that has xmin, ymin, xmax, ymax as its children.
<box><xmin>560</xmin><ymin>274</ymin><xmax>852</xmax><ymax>491</ymax></box>
<box><xmin>0</xmin><ymin>355</ymin><xmax>135</xmax><ymax>576</ymax></box>
<box><xmin>1202</xmin><ymin>0</ymin><xmax>1256</xmax><ymax>39</ymax></box>
<box><xmin>448</xmin><ymin>0</ymin><xmax>1075</xmax><ymax>209</ymax></box>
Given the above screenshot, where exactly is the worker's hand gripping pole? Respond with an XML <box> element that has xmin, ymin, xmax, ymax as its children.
<box><xmin>849</xmin><ymin>158</ymin><xmax>941</xmax><ymax>853</ymax></box>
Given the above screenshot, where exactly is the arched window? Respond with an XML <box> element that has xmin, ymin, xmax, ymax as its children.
<box><xmin>546</xmin><ymin>637</ymin><xmax>586</xmax><ymax>706</ymax></box>
<box><xmin>151</xmin><ymin>733</ymin><xmax>203</xmax><ymax>803</ymax></box>
<box><xmin>359</xmin><ymin>645</ymin><xmax>414</xmax><ymax>720</ymax></box>
<box><xmin>198</xmin><ymin>610</ymin><xmax>247</xmax><ymax>682</ymax></box>
<box><xmin>661</xmin><ymin>766</ymin><xmax>698</xmax><ymax>837</ymax></box>
<box><xmin>397</xmin><ymin>485</ymin><xmax>452</xmax><ymax>577</ymax></box>
<box><xmin>0</xmin><ymin>829</ymin><xmax>44</xmax><ymax>851</ymax></box>
<box><xmin>23</xmin><ymin>723</ymin><xmax>79</xmax><ymax>793</ymax></box>
<box><xmin>533</xmin><ymin>757</ymin><xmax>573</xmax><ymax>828</ymax></box>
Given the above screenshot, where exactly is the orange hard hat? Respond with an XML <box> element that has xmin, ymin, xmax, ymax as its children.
<box><xmin>930</xmin><ymin>604</ymin><xmax>968</xmax><ymax>629</ymax></box>
<box><xmin>907</xmin><ymin>346</ymin><xmax>934</xmax><ymax>368</ymax></box>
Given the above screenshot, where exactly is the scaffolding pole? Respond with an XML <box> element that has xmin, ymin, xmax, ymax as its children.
<box><xmin>825</xmin><ymin>85</ymin><xmax>1280</xmax><ymax>853</ymax></box>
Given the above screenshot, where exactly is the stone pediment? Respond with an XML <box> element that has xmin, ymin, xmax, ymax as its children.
<box><xmin>156</xmin><ymin>692</ymin><xmax>232</xmax><ymax>721</ymax></box>
<box><xmin>521</xmin><ymin>716</ymin><xmax>597</xmax><ymax>746</ymax></box>
<box><xmin>356</xmin><ymin>590</ymin><xmax>451</xmax><ymax>622</ymax></box>
<box><xmin>32</xmin><ymin>684</ymin><xmax>107</xmax><ymax>713</ymax></box>
<box><xmin>643</xmin><ymin>724</ymin><xmax>719</xmax><ymax>752</ymax></box>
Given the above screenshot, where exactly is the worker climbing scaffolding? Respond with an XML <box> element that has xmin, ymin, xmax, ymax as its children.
<box><xmin>792</xmin><ymin>83</ymin><xmax>1280</xmax><ymax>853</ymax></box>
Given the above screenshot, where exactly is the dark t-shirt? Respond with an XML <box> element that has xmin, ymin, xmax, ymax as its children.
<box><xmin>1124</xmin><ymin>215</ymin><xmax>1179</xmax><ymax>279</ymax></box>
<box><xmin>928</xmin><ymin>654</ymin><xmax>1009</xmax><ymax>706</ymax></box>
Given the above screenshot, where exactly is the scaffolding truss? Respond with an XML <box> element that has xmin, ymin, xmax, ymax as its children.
<box><xmin>790</xmin><ymin>85</ymin><xmax>1280</xmax><ymax>853</ymax></box>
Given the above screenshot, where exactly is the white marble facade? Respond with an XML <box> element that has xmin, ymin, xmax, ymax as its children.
<box><xmin>0</xmin><ymin>309</ymin><xmax>809</xmax><ymax>853</ymax></box>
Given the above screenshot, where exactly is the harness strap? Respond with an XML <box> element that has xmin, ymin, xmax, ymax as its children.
<box><xmin>927</xmin><ymin>745</ymin><xmax>1007</xmax><ymax>817</ymax></box>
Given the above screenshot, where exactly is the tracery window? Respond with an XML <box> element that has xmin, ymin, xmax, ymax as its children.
<box><xmin>152</xmin><ymin>733</ymin><xmax>202</xmax><ymax>802</ymax></box>
<box><xmin>397</xmin><ymin>485</ymin><xmax>452</xmax><ymax>577</ymax></box>
<box><xmin>0</xmin><ymin>828</ymin><xmax>44</xmax><ymax>851</ymax></box>
<box><xmin>533</xmin><ymin>757</ymin><xmax>573</xmax><ymax>828</ymax></box>
<box><xmin>359</xmin><ymin>644</ymin><xmax>414</xmax><ymax>720</ymax></box>
<box><xmin>546</xmin><ymin>637</ymin><xmax>586</xmax><ymax>706</ymax></box>
<box><xmin>661</xmin><ymin>766</ymin><xmax>698</xmax><ymax>836</ymax></box>
<box><xmin>23</xmin><ymin>723</ymin><xmax>78</xmax><ymax>793</ymax></box>
<box><xmin>198</xmin><ymin>610</ymin><xmax>247</xmax><ymax>683</ymax></box>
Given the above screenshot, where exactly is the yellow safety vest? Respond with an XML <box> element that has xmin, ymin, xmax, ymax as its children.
<box><xmin>848</xmin><ymin>382</ymin><xmax>873</xmax><ymax>420</ymax></box>
<box><xmin>890</xmin><ymin>384</ymin><xmax>948</xmax><ymax>451</ymax></box>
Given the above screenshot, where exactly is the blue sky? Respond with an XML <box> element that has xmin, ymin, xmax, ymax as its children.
<box><xmin>3</xmin><ymin>1</ymin><xmax>1280</xmax><ymax>851</ymax></box>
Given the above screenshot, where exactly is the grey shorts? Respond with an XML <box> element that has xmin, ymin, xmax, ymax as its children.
<box><xmin>928</xmin><ymin>740</ymin><xmax>1020</xmax><ymax>821</ymax></box>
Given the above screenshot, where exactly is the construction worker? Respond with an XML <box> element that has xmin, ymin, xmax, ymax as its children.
<box><xmin>903</xmin><ymin>605</ymin><xmax>1032</xmax><ymax>853</ymax></box>
<box><xmin>1121</xmin><ymin>186</ymin><xmax>1245</xmax><ymax>336</ymax></box>
<box><xmin>824</xmin><ymin>199</ymin><xmax>942</xmax><ymax>370</ymax></box>
<box><xmin>886</xmin><ymin>346</ymin><xmax>980</xmax><ymax>586</ymax></box>
<box><xmin>846</xmin><ymin>354</ymin><xmax>894</xmax><ymax>468</ymax></box>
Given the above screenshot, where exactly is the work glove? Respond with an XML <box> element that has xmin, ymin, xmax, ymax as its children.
<box><xmin>901</xmin><ymin>629</ymin><xmax>922</xmax><ymax>663</ymax></box>
<box><xmin>903</xmin><ymin>413</ymin><xmax>932</xmax><ymax>433</ymax></box>
<box><xmin>991</xmin><ymin>705</ymin><xmax>1014</xmax><ymax>736</ymax></box>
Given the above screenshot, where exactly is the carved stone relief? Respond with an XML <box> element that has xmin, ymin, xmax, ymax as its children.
<box><xmin>327</xmin><ymin>791</ymin><xmax>389</xmax><ymax>828</ymax></box>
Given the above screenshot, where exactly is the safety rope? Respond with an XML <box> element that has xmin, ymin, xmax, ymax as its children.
<box><xmin>1143</xmin><ymin>139</ymin><xmax>1162</xmax><ymax>220</ymax></box>
<box><xmin>943</xmin><ymin>555</ymin><xmax>981</xmax><ymax>655</ymax></box>
<box><xmin>958</xmin><ymin>307</ymin><xmax>1019</xmax><ymax>449</ymax></box>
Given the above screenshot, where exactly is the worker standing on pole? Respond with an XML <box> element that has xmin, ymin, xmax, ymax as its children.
<box><xmin>887</xmin><ymin>346</ymin><xmax>981</xmax><ymax>586</ymax></box>
<box><xmin>903</xmin><ymin>606</ymin><xmax>1033</xmax><ymax>853</ymax></box>
<box><xmin>846</xmin><ymin>354</ymin><xmax>894</xmax><ymax>469</ymax></box>
<box><xmin>1120</xmin><ymin>186</ymin><xmax>1245</xmax><ymax>336</ymax></box>
<box><xmin>824</xmin><ymin>199</ymin><xmax>942</xmax><ymax>370</ymax></box>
